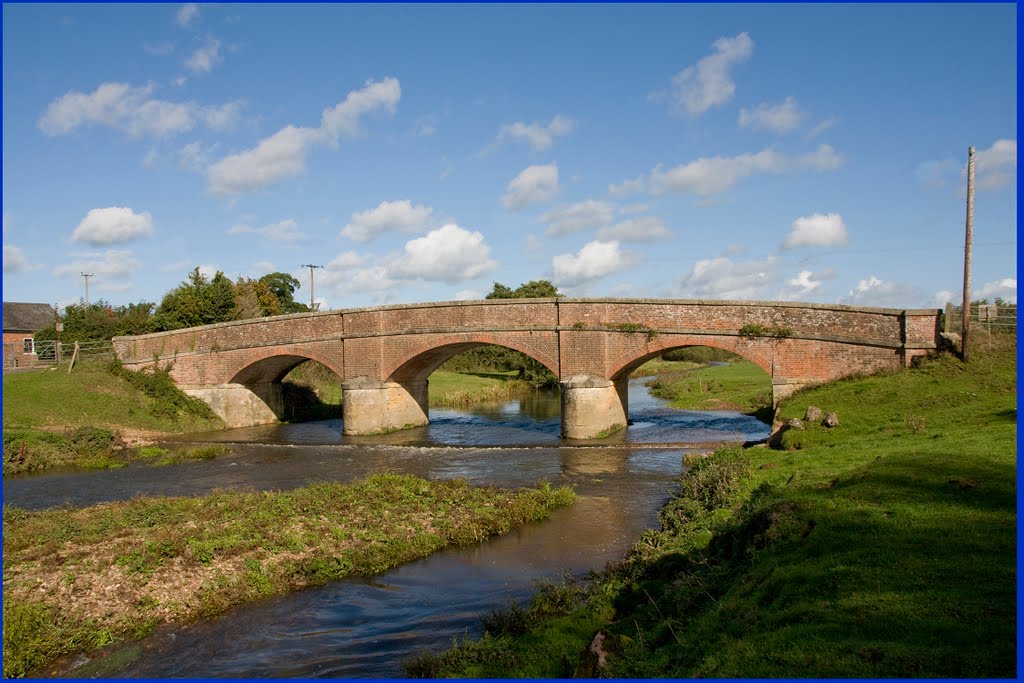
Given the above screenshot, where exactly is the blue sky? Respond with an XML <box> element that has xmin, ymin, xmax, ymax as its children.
<box><xmin>2</xmin><ymin>3</ymin><xmax>1017</xmax><ymax>312</ymax></box>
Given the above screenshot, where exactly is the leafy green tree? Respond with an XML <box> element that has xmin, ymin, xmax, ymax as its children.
<box><xmin>153</xmin><ymin>268</ymin><xmax>237</xmax><ymax>331</ymax></box>
<box><xmin>234</xmin><ymin>277</ymin><xmax>283</xmax><ymax>319</ymax></box>
<box><xmin>259</xmin><ymin>272</ymin><xmax>309</xmax><ymax>313</ymax></box>
<box><xmin>485</xmin><ymin>280</ymin><xmax>560</xmax><ymax>299</ymax></box>
<box><xmin>34</xmin><ymin>301</ymin><xmax>155</xmax><ymax>343</ymax></box>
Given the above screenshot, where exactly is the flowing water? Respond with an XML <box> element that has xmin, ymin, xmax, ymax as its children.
<box><xmin>4</xmin><ymin>378</ymin><xmax>769</xmax><ymax>678</ymax></box>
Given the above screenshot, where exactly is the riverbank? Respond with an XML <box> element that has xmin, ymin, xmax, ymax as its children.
<box><xmin>406</xmin><ymin>335</ymin><xmax>1017</xmax><ymax>678</ymax></box>
<box><xmin>633</xmin><ymin>358</ymin><xmax>773</xmax><ymax>421</ymax></box>
<box><xmin>2</xmin><ymin>474</ymin><xmax>575</xmax><ymax>678</ymax></box>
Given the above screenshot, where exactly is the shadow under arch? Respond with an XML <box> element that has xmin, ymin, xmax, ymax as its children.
<box><xmin>608</xmin><ymin>337</ymin><xmax>774</xmax><ymax>382</ymax></box>
<box><xmin>190</xmin><ymin>347</ymin><xmax>345</xmax><ymax>428</ymax></box>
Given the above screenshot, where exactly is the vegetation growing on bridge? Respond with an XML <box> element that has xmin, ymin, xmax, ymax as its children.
<box><xmin>1</xmin><ymin>475</ymin><xmax>575</xmax><ymax>678</ymax></box>
<box><xmin>405</xmin><ymin>333</ymin><xmax>1016</xmax><ymax>678</ymax></box>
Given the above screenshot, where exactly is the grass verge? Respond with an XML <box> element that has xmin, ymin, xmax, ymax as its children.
<box><xmin>406</xmin><ymin>336</ymin><xmax>1016</xmax><ymax>678</ymax></box>
<box><xmin>637</xmin><ymin>358</ymin><xmax>773</xmax><ymax>421</ymax></box>
<box><xmin>2</xmin><ymin>474</ymin><xmax>575</xmax><ymax>678</ymax></box>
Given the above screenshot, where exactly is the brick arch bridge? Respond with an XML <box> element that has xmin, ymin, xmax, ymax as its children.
<box><xmin>112</xmin><ymin>298</ymin><xmax>941</xmax><ymax>438</ymax></box>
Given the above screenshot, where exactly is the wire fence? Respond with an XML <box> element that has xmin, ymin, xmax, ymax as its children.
<box><xmin>943</xmin><ymin>302</ymin><xmax>1018</xmax><ymax>335</ymax></box>
<box><xmin>2</xmin><ymin>339</ymin><xmax>115</xmax><ymax>372</ymax></box>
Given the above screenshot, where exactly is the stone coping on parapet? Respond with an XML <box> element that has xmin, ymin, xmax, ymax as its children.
<box><xmin>113</xmin><ymin>297</ymin><xmax>942</xmax><ymax>343</ymax></box>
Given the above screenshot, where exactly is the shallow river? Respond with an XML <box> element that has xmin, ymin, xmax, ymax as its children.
<box><xmin>3</xmin><ymin>378</ymin><xmax>769</xmax><ymax>678</ymax></box>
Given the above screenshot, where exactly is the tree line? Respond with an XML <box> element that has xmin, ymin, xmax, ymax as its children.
<box><xmin>35</xmin><ymin>269</ymin><xmax>310</xmax><ymax>344</ymax></box>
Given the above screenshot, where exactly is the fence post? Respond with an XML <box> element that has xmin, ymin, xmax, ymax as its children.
<box><xmin>944</xmin><ymin>302</ymin><xmax>953</xmax><ymax>334</ymax></box>
<box><xmin>67</xmin><ymin>341</ymin><xmax>80</xmax><ymax>374</ymax></box>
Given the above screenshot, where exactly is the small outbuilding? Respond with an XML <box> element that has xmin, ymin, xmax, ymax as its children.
<box><xmin>3</xmin><ymin>302</ymin><xmax>56</xmax><ymax>369</ymax></box>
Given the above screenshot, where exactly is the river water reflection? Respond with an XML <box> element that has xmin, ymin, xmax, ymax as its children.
<box><xmin>4</xmin><ymin>378</ymin><xmax>769</xmax><ymax>677</ymax></box>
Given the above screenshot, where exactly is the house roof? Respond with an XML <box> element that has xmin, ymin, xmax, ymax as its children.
<box><xmin>3</xmin><ymin>302</ymin><xmax>56</xmax><ymax>333</ymax></box>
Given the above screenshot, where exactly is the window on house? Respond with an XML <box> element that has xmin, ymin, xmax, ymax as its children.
<box><xmin>23</xmin><ymin>338</ymin><xmax>34</xmax><ymax>354</ymax></box>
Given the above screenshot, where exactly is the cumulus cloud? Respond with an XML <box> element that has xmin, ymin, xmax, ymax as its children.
<box><xmin>807</xmin><ymin>117</ymin><xmax>837</xmax><ymax>140</ymax></box>
<box><xmin>341</xmin><ymin>199</ymin><xmax>433</xmax><ymax>243</ymax></box>
<box><xmin>971</xmin><ymin>139</ymin><xmax>1016</xmax><ymax>191</ymax></box>
<box><xmin>552</xmin><ymin>240</ymin><xmax>634</xmax><ymax>287</ymax></box>
<box><xmin>455</xmin><ymin>289</ymin><xmax>481</xmax><ymax>301</ymax></box>
<box><xmin>389</xmin><ymin>224</ymin><xmax>498</xmax><ymax>284</ymax></box>
<box><xmin>501</xmin><ymin>163</ymin><xmax>559</xmax><ymax>210</ymax></box>
<box><xmin>3</xmin><ymin>245</ymin><xmax>29</xmax><ymax>273</ymax></box>
<box><xmin>53</xmin><ymin>250</ymin><xmax>140</xmax><ymax>280</ymax></box>
<box><xmin>841</xmin><ymin>275</ymin><xmax>925</xmax><ymax>308</ymax></box>
<box><xmin>207</xmin><ymin>77</ymin><xmax>400</xmax><ymax>195</ymax></box>
<box><xmin>976</xmin><ymin>277</ymin><xmax>1017</xmax><ymax>303</ymax></box>
<box><xmin>497</xmin><ymin>115</ymin><xmax>575</xmax><ymax>151</ymax></box>
<box><xmin>676</xmin><ymin>255</ymin><xmax>778</xmax><ymax>300</ymax></box>
<box><xmin>778</xmin><ymin>269</ymin><xmax>836</xmax><ymax>301</ymax></box>
<box><xmin>227</xmin><ymin>218</ymin><xmax>306</xmax><ymax>241</ymax></box>
<box><xmin>782</xmin><ymin>212</ymin><xmax>848</xmax><ymax>249</ymax></box>
<box><xmin>186</xmin><ymin>36</ymin><xmax>222</xmax><ymax>74</ymax></box>
<box><xmin>666</xmin><ymin>32</ymin><xmax>754</xmax><ymax>117</ymax></box>
<box><xmin>39</xmin><ymin>82</ymin><xmax>242</xmax><ymax>138</ymax></box>
<box><xmin>177</xmin><ymin>3</ymin><xmax>198</xmax><ymax>27</ymax></box>
<box><xmin>738</xmin><ymin>96</ymin><xmax>805</xmax><ymax>133</ymax></box>
<box><xmin>178</xmin><ymin>140</ymin><xmax>217</xmax><ymax>170</ymax></box>
<box><xmin>541</xmin><ymin>200</ymin><xmax>614</xmax><ymax>236</ymax></box>
<box><xmin>597</xmin><ymin>216</ymin><xmax>672</xmax><ymax>242</ymax></box>
<box><xmin>70</xmin><ymin>207</ymin><xmax>154</xmax><ymax>245</ymax></box>
<box><xmin>610</xmin><ymin>145</ymin><xmax>843</xmax><ymax>198</ymax></box>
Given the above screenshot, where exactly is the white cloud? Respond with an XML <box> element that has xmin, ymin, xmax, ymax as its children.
<box><xmin>454</xmin><ymin>289</ymin><xmax>481</xmax><ymax>301</ymax></box>
<box><xmin>782</xmin><ymin>212</ymin><xmax>848</xmax><ymax>249</ymax></box>
<box><xmin>197</xmin><ymin>264</ymin><xmax>219</xmax><ymax>279</ymax></box>
<box><xmin>676</xmin><ymin>255</ymin><xmax>777</xmax><ymax>300</ymax></box>
<box><xmin>227</xmin><ymin>219</ymin><xmax>306</xmax><ymax>241</ymax></box>
<box><xmin>53</xmin><ymin>249</ymin><xmax>140</xmax><ymax>280</ymax></box>
<box><xmin>807</xmin><ymin>117</ymin><xmax>837</xmax><ymax>140</ymax></box>
<box><xmin>207</xmin><ymin>78</ymin><xmax>400</xmax><ymax>195</ymax></box>
<box><xmin>389</xmin><ymin>224</ymin><xmax>498</xmax><ymax>284</ymax></box>
<box><xmin>70</xmin><ymin>207</ymin><xmax>154</xmax><ymax>245</ymax></box>
<box><xmin>738</xmin><ymin>96</ymin><xmax>805</xmax><ymax>133</ymax></box>
<box><xmin>612</xmin><ymin>145</ymin><xmax>843</xmax><ymax>198</ymax></box>
<box><xmin>341</xmin><ymin>199</ymin><xmax>433</xmax><ymax>243</ymax></box>
<box><xmin>497</xmin><ymin>115</ymin><xmax>575</xmax><ymax>151</ymax></box>
<box><xmin>501</xmin><ymin>163</ymin><xmax>559</xmax><ymax>210</ymax></box>
<box><xmin>841</xmin><ymin>275</ymin><xmax>925</xmax><ymax>308</ymax></box>
<box><xmin>39</xmin><ymin>82</ymin><xmax>242</xmax><ymax>138</ymax></box>
<box><xmin>250</xmin><ymin>260</ymin><xmax>276</xmax><ymax>274</ymax></box>
<box><xmin>186</xmin><ymin>36</ymin><xmax>222</xmax><ymax>74</ymax></box>
<box><xmin>327</xmin><ymin>251</ymin><xmax>366</xmax><ymax>269</ymax></box>
<box><xmin>971</xmin><ymin>139</ymin><xmax>1016</xmax><ymax>191</ymax></box>
<box><xmin>976</xmin><ymin>277</ymin><xmax>1017</xmax><ymax>303</ymax></box>
<box><xmin>778</xmin><ymin>269</ymin><xmax>835</xmax><ymax>301</ymax></box>
<box><xmin>597</xmin><ymin>216</ymin><xmax>672</xmax><ymax>242</ymax></box>
<box><xmin>552</xmin><ymin>240</ymin><xmax>633</xmax><ymax>287</ymax></box>
<box><xmin>541</xmin><ymin>200</ymin><xmax>615</xmax><ymax>236</ymax></box>
<box><xmin>667</xmin><ymin>32</ymin><xmax>754</xmax><ymax>117</ymax></box>
<box><xmin>3</xmin><ymin>245</ymin><xmax>29</xmax><ymax>273</ymax></box>
<box><xmin>178</xmin><ymin>140</ymin><xmax>217</xmax><ymax>170</ymax></box>
<box><xmin>177</xmin><ymin>3</ymin><xmax>199</xmax><ymax>27</ymax></box>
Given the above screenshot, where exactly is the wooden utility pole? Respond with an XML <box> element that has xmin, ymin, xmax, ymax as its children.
<box><xmin>301</xmin><ymin>264</ymin><xmax>323</xmax><ymax>311</ymax></box>
<box><xmin>961</xmin><ymin>146</ymin><xmax>975</xmax><ymax>361</ymax></box>
<box><xmin>81</xmin><ymin>272</ymin><xmax>94</xmax><ymax>306</ymax></box>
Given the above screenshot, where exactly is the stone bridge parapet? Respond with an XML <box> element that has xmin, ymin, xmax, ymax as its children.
<box><xmin>113</xmin><ymin>298</ymin><xmax>941</xmax><ymax>437</ymax></box>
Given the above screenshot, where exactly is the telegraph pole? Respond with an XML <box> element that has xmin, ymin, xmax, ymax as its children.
<box><xmin>81</xmin><ymin>272</ymin><xmax>94</xmax><ymax>306</ymax></box>
<box><xmin>961</xmin><ymin>146</ymin><xmax>975</xmax><ymax>362</ymax></box>
<box><xmin>301</xmin><ymin>264</ymin><xmax>323</xmax><ymax>311</ymax></box>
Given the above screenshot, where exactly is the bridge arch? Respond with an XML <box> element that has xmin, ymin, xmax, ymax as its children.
<box><xmin>608</xmin><ymin>335</ymin><xmax>775</xmax><ymax>381</ymax></box>
<box><xmin>385</xmin><ymin>338</ymin><xmax>559</xmax><ymax>384</ymax></box>
<box><xmin>227</xmin><ymin>346</ymin><xmax>344</xmax><ymax>385</ymax></box>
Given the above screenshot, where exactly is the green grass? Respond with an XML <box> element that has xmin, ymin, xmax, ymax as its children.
<box><xmin>407</xmin><ymin>336</ymin><xmax>1016</xmax><ymax>678</ymax></box>
<box><xmin>428</xmin><ymin>370</ymin><xmax>531</xmax><ymax>407</ymax></box>
<box><xmin>639</xmin><ymin>359</ymin><xmax>772</xmax><ymax>417</ymax></box>
<box><xmin>2</xmin><ymin>474</ymin><xmax>576</xmax><ymax>678</ymax></box>
<box><xmin>3</xmin><ymin>364</ymin><xmax>220</xmax><ymax>433</ymax></box>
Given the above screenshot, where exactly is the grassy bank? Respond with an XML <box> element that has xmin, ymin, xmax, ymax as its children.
<box><xmin>2</xmin><ymin>362</ymin><xmax>225</xmax><ymax>475</ymax></box>
<box><xmin>637</xmin><ymin>358</ymin><xmax>772</xmax><ymax>419</ymax></box>
<box><xmin>2</xmin><ymin>474</ymin><xmax>575</xmax><ymax>678</ymax></box>
<box><xmin>407</xmin><ymin>336</ymin><xmax>1016</xmax><ymax>678</ymax></box>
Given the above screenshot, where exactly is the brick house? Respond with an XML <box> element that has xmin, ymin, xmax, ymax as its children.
<box><xmin>3</xmin><ymin>302</ymin><xmax>56</xmax><ymax>369</ymax></box>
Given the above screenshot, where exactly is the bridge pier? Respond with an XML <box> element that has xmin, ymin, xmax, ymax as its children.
<box><xmin>560</xmin><ymin>374</ymin><xmax>629</xmax><ymax>439</ymax></box>
<box><xmin>342</xmin><ymin>377</ymin><xmax>429</xmax><ymax>435</ymax></box>
<box><xmin>183</xmin><ymin>383</ymin><xmax>284</xmax><ymax>429</ymax></box>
